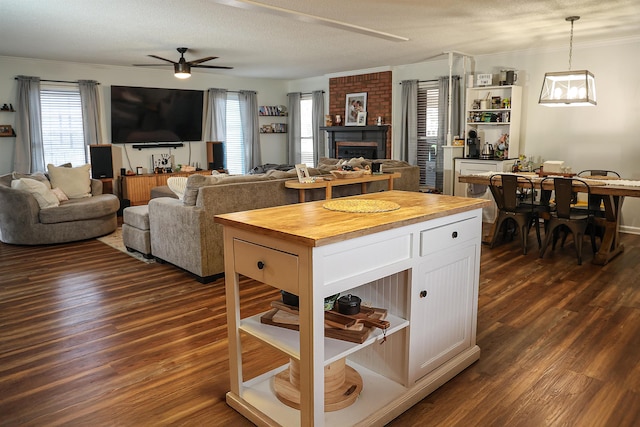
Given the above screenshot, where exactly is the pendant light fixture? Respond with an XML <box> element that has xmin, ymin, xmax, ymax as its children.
<box><xmin>539</xmin><ymin>16</ymin><xmax>596</xmax><ymax>107</ymax></box>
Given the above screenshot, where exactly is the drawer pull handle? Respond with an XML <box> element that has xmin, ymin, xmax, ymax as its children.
<box><xmin>420</xmin><ymin>290</ymin><xmax>427</xmax><ymax>298</ymax></box>
<box><xmin>257</xmin><ymin>261</ymin><xmax>265</xmax><ymax>270</ymax></box>
<box><xmin>452</xmin><ymin>231</ymin><xmax>458</xmax><ymax>239</ymax></box>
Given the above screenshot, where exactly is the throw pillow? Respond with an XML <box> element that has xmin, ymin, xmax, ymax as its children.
<box><xmin>12</xmin><ymin>171</ymin><xmax>52</xmax><ymax>188</ymax></box>
<box><xmin>11</xmin><ymin>178</ymin><xmax>60</xmax><ymax>209</ymax></box>
<box><xmin>265</xmin><ymin>169</ymin><xmax>298</xmax><ymax>179</ymax></box>
<box><xmin>167</xmin><ymin>177</ymin><xmax>188</xmax><ymax>201</ymax></box>
<box><xmin>183</xmin><ymin>174</ymin><xmax>222</xmax><ymax>206</ymax></box>
<box><xmin>47</xmin><ymin>163</ymin><xmax>91</xmax><ymax>199</ymax></box>
<box><xmin>51</xmin><ymin>187</ymin><xmax>69</xmax><ymax>202</ymax></box>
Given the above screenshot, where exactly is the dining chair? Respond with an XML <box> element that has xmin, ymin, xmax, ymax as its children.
<box><xmin>577</xmin><ymin>169</ymin><xmax>620</xmax><ymax>178</ymax></box>
<box><xmin>539</xmin><ymin>177</ymin><xmax>597</xmax><ymax>265</ymax></box>
<box><xmin>576</xmin><ymin>169</ymin><xmax>621</xmax><ymax>220</ymax></box>
<box><xmin>488</xmin><ymin>174</ymin><xmax>546</xmax><ymax>255</ymax></box>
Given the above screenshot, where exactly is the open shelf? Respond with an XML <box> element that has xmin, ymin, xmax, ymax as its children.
<box><xmin>234</xmin><ymin>360</ymin><xmax>408</xmax><ymax>427</ymax></box>
<box><xmin>240</xmin><ymin>311</ymin><xmax>409</xmax><ymax>365</ymax></box>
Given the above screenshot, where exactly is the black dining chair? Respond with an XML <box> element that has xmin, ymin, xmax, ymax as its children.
<box><xmin>576</xmin><ymin>169</ymin><xmax>621</xmax><ymax>216</ymax></box>
<box><xmin>539</xmin><ymin>177</ymin><xmax>598</xmax><ymax>265</ymax></box>
<box><xmin>488</xmin><ymin>174</ymin><xmax>546</xmax><ymax>255</ymax></box>
<box><xmin>577</xmin><ymin>169</ymin><xmax>620</xmax><ymax>178</ymax></box>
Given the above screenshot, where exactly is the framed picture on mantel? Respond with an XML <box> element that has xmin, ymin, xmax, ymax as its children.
<box><xmin>345</xmin><ymin>92</ymin><xmax>367</xmax><ymax>126</ymax></box>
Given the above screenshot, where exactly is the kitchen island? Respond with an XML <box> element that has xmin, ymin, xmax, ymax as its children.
<box><xmin>215</xmin><ymin>190</ymin><xmax>491</xmax><ymax>426</ymax></box>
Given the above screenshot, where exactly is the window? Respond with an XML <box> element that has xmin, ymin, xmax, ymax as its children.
<box><xmin>299</xmin><ymin>95</ymin><xmax>314</xmax><ymax>166</ymax></box>
<box><xmin>225</xmin><ymin>92</ymin><xmax>244</xmax><ymax>175</ymax></box>
<box><xmin>417</xmin><ymin>81</ymin><xmax>439</xmax><ymax>189</ymax></box>
<box><xmin>40</xmin><ymin>84</ymin><xmax>87</xmax><ymax>167</ymax></box>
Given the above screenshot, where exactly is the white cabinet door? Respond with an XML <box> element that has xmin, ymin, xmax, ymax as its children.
<box><xmin>408</xmin><ymin>243</ymin><xmax>477</xmax><ymax>384</ymax></box>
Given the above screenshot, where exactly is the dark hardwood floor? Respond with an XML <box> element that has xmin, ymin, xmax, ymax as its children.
<box><xmin>1</xmin><ymin>230</ymin><xmax>638</xmax><ymax>426</ymax></box>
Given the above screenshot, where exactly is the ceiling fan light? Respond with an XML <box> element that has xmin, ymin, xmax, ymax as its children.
<box><xmin>174</xmin><ymin>62</ymin><xmax>191</xmax><ymax>79</ymax></box>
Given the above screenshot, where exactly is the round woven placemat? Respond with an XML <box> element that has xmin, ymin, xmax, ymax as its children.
<box><xmin>323</xmin><ymin>199</ymin><xmax>400</xmax><ymax>213</ymax></box>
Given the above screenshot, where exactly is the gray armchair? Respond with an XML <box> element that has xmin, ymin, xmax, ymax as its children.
<box><xmin>0</xmin><ymin>174</ymin><xmax>120</xmax><ymax>245</ymax></box>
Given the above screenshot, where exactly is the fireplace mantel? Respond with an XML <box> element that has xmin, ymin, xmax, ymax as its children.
<box><xmin>320</xmin><ymin>125</ymin><xmax>390</xmax><ymax>159</ymax></box>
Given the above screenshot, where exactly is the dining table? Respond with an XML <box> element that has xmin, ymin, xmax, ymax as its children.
<box><xmin>458</xmin><ymin>172</ymin><xmax>640</xmax><ymax>265</ymax></box>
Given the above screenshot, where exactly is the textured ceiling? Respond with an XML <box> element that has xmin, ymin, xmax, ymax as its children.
<box><xmin>1</xmin><ymin>0</ymin><xmax>638</xmax><ymax>79</ymax></box>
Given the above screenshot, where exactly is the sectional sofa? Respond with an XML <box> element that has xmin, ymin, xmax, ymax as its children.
<box><xmin>147</xmin><ymin>158</ymin><xmax>420</xmax><ymax>282</ymax></box>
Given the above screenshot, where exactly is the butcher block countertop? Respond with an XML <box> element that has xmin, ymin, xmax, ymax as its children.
<box><xmin>214</xmin><ymin>190</ymin><xmax>491</xmax><ymax>247</ymax></box>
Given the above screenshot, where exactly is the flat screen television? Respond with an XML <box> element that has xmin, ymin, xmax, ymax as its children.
<box><xmin>110</xmin><ymin>85</ymin><xmax>204</xmax><ymax>144</ymax></box>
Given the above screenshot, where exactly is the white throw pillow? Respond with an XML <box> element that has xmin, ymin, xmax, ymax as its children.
<box><xmin>12</xmin><ymin>178</ymin><xmax>60</xmax><ymax>209</ymax></box>
<box><xmin>167</xmin><ymin>177</ymin><xmax>188</xmax><ymax>201</ymax></box>
<box><xmin>47</xmin><ymin>163</ymin><xmax>92</xmax><ymax>199</ymax></box>
<box><xmin>51</xmin><ymin>187</ymin><xmax>69</xmax><ymax>202</ymax></box>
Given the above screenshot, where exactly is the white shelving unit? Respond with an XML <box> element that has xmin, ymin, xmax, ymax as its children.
<box><xmin>465</xmin><ymin>85</ymin><xmax>521</xmax><ymax>160</ymax></box>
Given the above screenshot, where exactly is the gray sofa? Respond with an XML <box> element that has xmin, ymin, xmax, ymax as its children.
<box><xmin>0</xmin><ymin>173</ymin><xmax>120</xmax><ymax>245</ymax></box>
<box><xmin>148</xmin><ymin>158</ymin><xmax>420</xmax><ymax>282</ymax></box>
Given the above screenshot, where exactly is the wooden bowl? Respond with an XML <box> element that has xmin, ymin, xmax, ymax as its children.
<box><xmin>330</xmin><ymin>170</ymin><xmax>364</xmax><ymax>179</ymax></box>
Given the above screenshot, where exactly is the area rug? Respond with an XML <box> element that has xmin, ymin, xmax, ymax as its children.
<box><xmin>97</xmin><ymin>227</ymin><xmax>155</xmax><ymax>264</ymax></box>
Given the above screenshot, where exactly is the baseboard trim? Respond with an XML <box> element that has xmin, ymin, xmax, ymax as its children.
<box><xmin>620</xmin><ymin>225</ymin><xmax>640</xmax><ymax>235</ymax></box>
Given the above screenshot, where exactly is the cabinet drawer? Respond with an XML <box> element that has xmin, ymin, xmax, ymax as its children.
<box><xmin>233</xmin><ymin>239</ymin><xmax>299</xmax><ymax>293</ymax></box>
<box><xmin>420</xmin><ymin>217</ymin><xmax>478</xmax><ymax>257</ymax></box>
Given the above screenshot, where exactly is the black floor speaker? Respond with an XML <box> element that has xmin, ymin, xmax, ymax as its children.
<box><xmin>89</xmin><ymin>144</ymin><xmax>122</xmax><ymax>179</ymax></box>
<box><xmin>206</xmin><ymin>141</ymin><xmax>225</xmax><ymax>170</ymax></box>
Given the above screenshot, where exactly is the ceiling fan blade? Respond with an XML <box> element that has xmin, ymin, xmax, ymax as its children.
<box><xmin>188</xmin><ymin>56</ymin><xmax>219</xmax><ymax>65</ymax></box>
<box><xmin>148</xmin><ymin>54</ymin><xmax>177</xmax><ymax>64</ymax></box>
<box><xmin>133</xmin><ymin>63</ymin><xmax>173</xmax><ymax>67</ymax></box>
<box><xmin>192</xmin><ymin>64</ymin><xmax>234</xmax><ymax>70</ymax></box>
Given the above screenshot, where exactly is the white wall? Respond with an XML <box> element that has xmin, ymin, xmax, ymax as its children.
<box><xmin>0</xmin><ymin>56</ymin><xmax>289</xmax><ymax>174</ymax></box>
<box><xmin>389</xmin><ymin>38</ymin><xmax>640</xmax><ymax>232</ymax></box>
<box><xmin>2</xmin><ymin>37</ymin><xmax>639</xmax><ymax>230</ymax></box>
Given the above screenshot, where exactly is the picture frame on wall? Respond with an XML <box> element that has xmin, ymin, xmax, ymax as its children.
<box><xmin>0</xmin><ymin>125</ymin><xmax>13</xmax><ymax>136</ymax></box>
<box><xmin>356</xmin><ymin>111</ymin><xmax>367</xmax><ymax>126</ymax></box>
<box><xmin>345</xmin><ymin>92</ymin><xmax>367</xmax><ymax>126</ymax></box>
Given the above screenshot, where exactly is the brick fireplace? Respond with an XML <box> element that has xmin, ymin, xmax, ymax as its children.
<box><xmin>328</xmin><ymin>71</ymin><xmax>392</xmax><ymax>158</ymax></box>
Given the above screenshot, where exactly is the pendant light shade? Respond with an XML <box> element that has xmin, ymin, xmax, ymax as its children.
<box><xmin>539</xmin><ymin>70</ymin><xmax>596</xmax><ymax>106</ymax></box>
<box><xmin>539</xmin><ymin>16</ymin><xmax>596</xmax><ymax>107</ymax></box>
<box><xmin>174</xmin><ymin>62</ymin><xmax>191</xmax><ymax>79</ymax></box>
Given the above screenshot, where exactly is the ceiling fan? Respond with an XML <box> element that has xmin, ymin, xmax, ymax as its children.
<box><xmin>133</xmin><ymin>47</ymin><xmax>233</xmax><ymax>79</ymax></box>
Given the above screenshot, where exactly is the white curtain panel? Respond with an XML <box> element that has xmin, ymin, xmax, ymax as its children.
<box><xmin>239</xmin><ymin>90</ymin><xmax>260</xmax><ymax>172</ymax></box>
<box><xmin>204</xmin><ymin>88</ymin><xmax>227</xmax><ymax>142</ymax></box>
<box><xmin>79</xmin><ymin>80</ymin><xmax>101</xmax><ymax>162</ymax></box>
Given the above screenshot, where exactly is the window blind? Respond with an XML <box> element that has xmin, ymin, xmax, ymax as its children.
<box><xmin>40</xmin><ymin>86</ymin><xmax>86</xmax><ymax>167</ymax></box>
<box><xmin>300</xmin><ymin>96</ymin><xmax>314</xmax><ymax>166</ymax></box>
<box><xmin>225</xmin><ymin>92</ymin><xmax>244</xmax><ymax>175</ymax></box>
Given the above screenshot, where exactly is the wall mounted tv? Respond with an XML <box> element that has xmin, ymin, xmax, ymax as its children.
<box><xmin>110</xmin><ymin>85</ymin><xmax>204</xmax><ymax>144</ymax></box>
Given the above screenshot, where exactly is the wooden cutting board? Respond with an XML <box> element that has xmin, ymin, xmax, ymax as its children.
<box><xmin>260</xmin><ymin>301</ymin><xmax>388</xmax><ymax>344</ymax></box>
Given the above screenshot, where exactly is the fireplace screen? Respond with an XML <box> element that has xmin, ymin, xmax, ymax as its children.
<box><xmin>336</xmin><ymin>141</ymin><xmax>377</xmax><ymax>159</ymax></box>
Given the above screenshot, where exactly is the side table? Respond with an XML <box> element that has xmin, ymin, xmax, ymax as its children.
<box><xmin>284</xmin><ymin>172</ymin><xmax>401</xmax><ymax>202</ymax></box>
